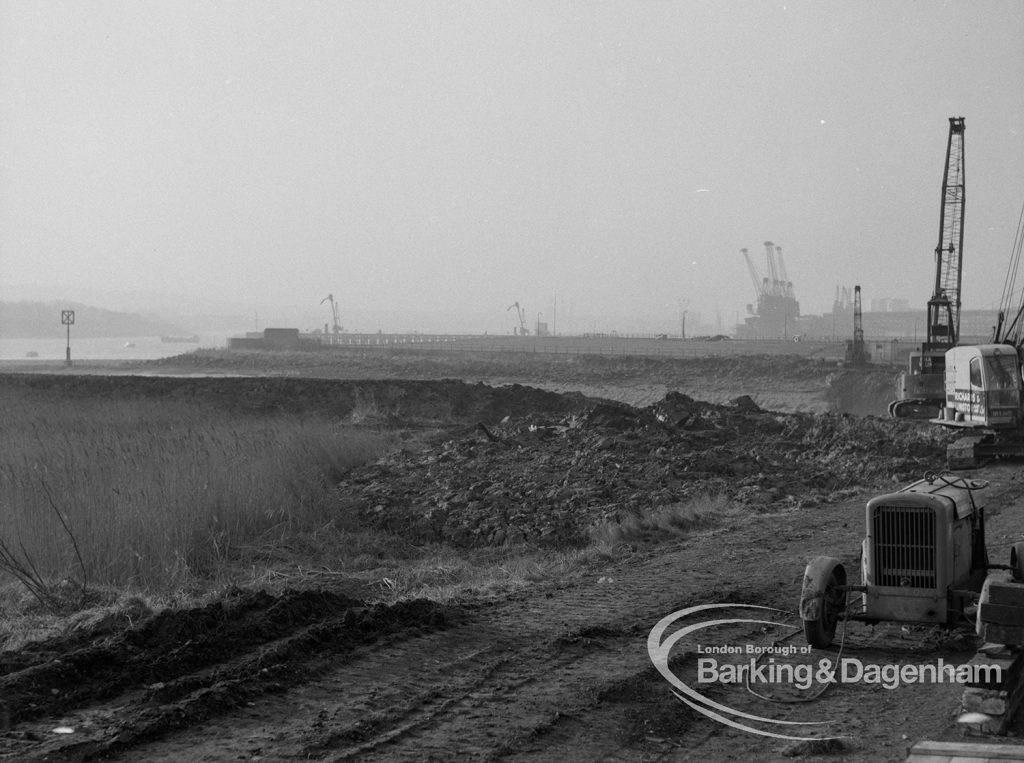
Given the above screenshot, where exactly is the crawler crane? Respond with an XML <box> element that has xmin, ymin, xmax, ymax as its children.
<box><xmin>889</xmin><ymin>117</ymin><xmax>966</xmax><ymax>418</ymax></box>
<box><xmin>844</xmin><ymin>285</ymin><xmax>870</xmax><ymax>365</ymax></box>
<box><xmin>931</xmin><ymin>200</ymin><xmax>1024</xmax><ymax>468</ymax></box>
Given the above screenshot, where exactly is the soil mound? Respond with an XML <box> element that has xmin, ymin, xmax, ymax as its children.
<box><xmin>339</xmin><ymin>392</ymin><xmax>956</xmax><ymax>547</ymax></box>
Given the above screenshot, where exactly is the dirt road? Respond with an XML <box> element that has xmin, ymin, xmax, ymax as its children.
<box><xmin>3</xmin><ymin>466</ymin><xmax>1023</xmax><ymax>762</ymax></box>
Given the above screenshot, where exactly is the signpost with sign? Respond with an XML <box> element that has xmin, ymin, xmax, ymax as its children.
<box><xmin>61</xmin><ymin>310</ymin><xmax>75</xmax><ymax>366</ymax></box>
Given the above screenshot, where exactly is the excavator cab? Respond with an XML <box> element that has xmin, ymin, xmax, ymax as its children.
<box><xmin>893</xmin><ymin>349</ymin><xmax>946</xmax><ymax>411</ymax></box>
<box><xmin>937</xmin><ymin>344</ymin><xmax>1022</xmax><ymax>429</ymax></box>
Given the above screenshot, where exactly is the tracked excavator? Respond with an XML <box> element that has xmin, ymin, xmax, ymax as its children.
<box><xmin>931</xmin><ymin>200</ymin><xmax>1024</xmax><ymax>468</ymax></box>
<box><xmin>889</xmin><ymin>117</ymin><xmax>967</xmax><ymax>419</ymax></box>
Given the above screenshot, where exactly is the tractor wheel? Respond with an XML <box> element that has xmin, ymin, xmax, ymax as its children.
<box><xmin>1011</xmin><ymin>543</ymin><xmax>1024</xmax><ymax>582</ymax></box>
<box><xmin>802</xmin><ymin>563</ymin><xmax>847</xmax><ymax>649</ymax></box>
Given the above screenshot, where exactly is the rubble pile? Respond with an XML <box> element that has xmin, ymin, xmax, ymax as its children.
<box><xmin>337</xmin><ymin>391</ymin><xmax>956</xmax><ymax>548</ymax></box>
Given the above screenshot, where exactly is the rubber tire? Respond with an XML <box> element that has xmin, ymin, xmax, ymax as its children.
<box><xmin>803</xmin><ymin>566</ymin><xmax>846</xmax><ymax>649</ymax></box>
<box><xmin>1011</xmin><ymin>542</ymin><xmax>1024</xmax><ymax>582</ymax></box>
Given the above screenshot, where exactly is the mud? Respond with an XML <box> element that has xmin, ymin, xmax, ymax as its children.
<box><xmin>824</xmin><ymin>366</ymin><xmax>897</xmax><ymax>416</ymax></box>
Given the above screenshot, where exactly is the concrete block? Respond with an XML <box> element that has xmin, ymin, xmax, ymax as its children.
<box><xmin>978</xmin><ymin>641</ymin><xmax>1016</xmax><ymax>659</ymax></box>
<box><xmin>985</xmin><ymin>579</ymin><xmax>1024</xmax><ymax>607</ymax></box>
<box><xmin>958</xmin><ymin>711</ymin><xmax>1002</xmax><ymax>736</ymax></box>
<box><xmin>962</xmin><ymin>686</ymin><xmax>1009</xmax><ymax>715</ymax></box>
<box><xmin>982</xmin><ymin>621</ymin><xmax>1024</xmax><ymax>647</ymax></box>
<box><xmin>980</xmin><ymin>601</ymin><xmax>1024</xmax><ymax>626</ymax></box>
<box><xmin>963</xmin><ymin>653</ymin><xmax>1016</xmax><ymax>689</ymax></box>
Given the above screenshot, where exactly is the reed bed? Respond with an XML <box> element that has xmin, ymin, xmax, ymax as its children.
<box><xmin>0</xmin><ymin>394</ymin><xmax>387</xmax><ymax>594</ymax></box>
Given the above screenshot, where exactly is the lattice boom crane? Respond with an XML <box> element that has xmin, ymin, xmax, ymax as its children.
<box><xmin>889</xmin><ymin>117</ymin><xmax>966</xmax><ymax>419</ymax></box>
<box><xmin>927</xmin><ymin>116</ymin><xmax>966</xmax><ymax>351</ymax></box>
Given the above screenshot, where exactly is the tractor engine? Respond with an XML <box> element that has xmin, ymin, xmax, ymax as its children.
<box><xmin>860</xmin><ymin>476</ymin><xmax>987</xmax><ymax>625</ymax></box>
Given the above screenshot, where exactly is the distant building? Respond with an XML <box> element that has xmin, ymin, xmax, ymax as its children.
<box><xmin>227</xmin><ymin>328</ymin><xmax>319</xmax><ymax>350</ymax></box>
<box><xmin>781</xmin><ymin>309</ymin><xmax>998</xmax><ymax>343</ymax></box>
<box><xmin>870</xmin><ymin>297</ymin><xmax>911</xmax><ymax>312</ymax></box>
<box><xmin>735</xmin><ymin>293</ymin><xmax>801</xmax><ymax>340</ymax></box>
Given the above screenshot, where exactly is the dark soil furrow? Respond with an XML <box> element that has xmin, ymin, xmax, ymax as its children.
<box><xmin>1</xmin><ymin>589</ymin><xmax>360</xmax><ymax>722</ymax></box>
<box><xmin>0</xmin><ymin>595</ymin><xmax>450</xmax><ymax>758</ymax></box>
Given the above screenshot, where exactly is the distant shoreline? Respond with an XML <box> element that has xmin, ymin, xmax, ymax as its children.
<box><xmin>0</xmin><ymin>359</ymin><xmax>255</xmax><ymax>378</ymax></box>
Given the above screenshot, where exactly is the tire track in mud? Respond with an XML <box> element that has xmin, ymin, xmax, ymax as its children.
<box><xmin>112</xmin><ymin>596</ymin><xmax>737</xmax><ymax>762</ymax></box>
<box><xmin>0</xmin><ymin>592</ymin><xmax>452</xmax><ymax>762</ymax></box>
<box><xmin>104</xmin><ymin>515</ymin><xmax>806</xmax><ymax>762</ymax></box>
<box><xmin>316</xmin><ymin>539</ymin><xmax>779</xmax><ymax>760</ymax></box>
<box><xmin>138</xmin><ymin>490</ymin><xmax>1023</xmax><ymax>762</ymax></box>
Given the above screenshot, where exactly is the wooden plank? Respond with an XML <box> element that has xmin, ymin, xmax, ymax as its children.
<box><xmin>908</xmin><ymin>740</ymin><xmax>1024</xmax><ymax>760</ymax></box>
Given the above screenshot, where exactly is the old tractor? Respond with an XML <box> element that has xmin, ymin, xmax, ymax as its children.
<box><xmin>799</xmin><ymin>472</ymin><xmax>1022</xmax><ymax>648</ymax></box>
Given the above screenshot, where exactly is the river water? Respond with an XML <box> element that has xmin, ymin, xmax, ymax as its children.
<box><xmin>0</xmin><ymin>333</ymin><xmax>233</xmax><ymax>362</ymax></box>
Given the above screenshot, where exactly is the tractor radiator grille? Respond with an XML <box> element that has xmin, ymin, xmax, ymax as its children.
<box><xmin>872</xmin><ymin>505</ymin><xmax>936</xmax><ymax>588</ymax></box>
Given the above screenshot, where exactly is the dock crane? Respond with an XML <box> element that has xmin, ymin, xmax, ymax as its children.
<box><xmin>741</xmin><ymin>248</ymin><xmax>766</xmax><ymax>312</ymax></box>
<box><xmin>763</xmin><ymin>241</ymin><xmax>783</xmax><ymax>296</ymax></box>
<box><xmin>321</xmin><ymin>294</ymin><xmax>342</xmax><ymax>335</ymax></box>
<box><xmin>507</xmin><ymin>302</ymin><xmax>529</xmax><ymax>335</ymax></box>
<box><xmin>775</xmin><ymin>245</ymin><xmax>795</xmax><ymax>299</ymax></box>
<box><xmin>889</xmin><ymin>117</ymin><xmax>966</xmax><ymax>418</ymax></box>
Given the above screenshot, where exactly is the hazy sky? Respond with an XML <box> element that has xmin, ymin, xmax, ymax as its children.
<box><xmin>2</xmin><ymin>1</ymin><xmax>1023</xmax><ymax>334</ymax></box>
